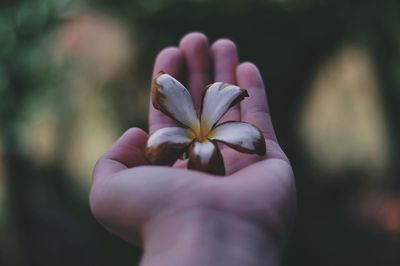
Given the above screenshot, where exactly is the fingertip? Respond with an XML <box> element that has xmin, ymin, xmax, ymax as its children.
<box><xmin>237</xmin><ymin>62</ymin><xmax>259</xmax><ymax>75</ymax></box>
<box><xmin>155</xmin><ymin>47</ymin><xmax>182</xmax><ymax>61</ymax></box>
<box><xmin>153</xmin><ymin>47</ymin><xmax>184</xmax><ymax>76</ymax></box>
<box><xmin>179</xmin><ymin>32</ymin><xmax>209</xmax><ymax>53</ymax></box>
<box><xmin>236</xmin><ymin>62</ymin><xmax>264</xmax><ymax>88</ymax></box>
<box><xmin>211</xmin><ymin>38</ymin><xmax>238</xmax><ymax>55</ymax></box>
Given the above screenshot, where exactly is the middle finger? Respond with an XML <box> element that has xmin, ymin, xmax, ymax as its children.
<box><xmin>179</xmin><ymin>32</ymin><xmax>212</xmax><ymax>113</ymax></box>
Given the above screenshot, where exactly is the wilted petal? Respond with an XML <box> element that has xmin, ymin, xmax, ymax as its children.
<box><xmin>145</xmin><ymin>127</ymin><xmax>194</xmax><ymax>165</ymax></box>
<box><xmin>152</xmin><ymin>72</ymin><xmax>200</xmax><ymax>130</ymax></box>
<box><xmin>209</xmin><ymin>122</ymin><xmax>266</xmax><ymax>155</ymax></box>
<box><xmin>200</xmin><ymin>82</ymin><xmax>248</xmax><ymax>132</ymax></box>
<box><xmin>188</xmin><ymin>140</ymin><xmax>225</xmax><ymax>175</ymax></box>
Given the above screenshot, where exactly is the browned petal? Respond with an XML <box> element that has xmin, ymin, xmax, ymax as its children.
<box><xmin>188</xmin><ymin>140</ymin><xmax>225</xmax><ymax>176</ymax></box>
<box><xmin>151</xmin><ymin>72</ymin><xmax>200</xmax><ymax>129</ymax></box>
<box><xmin>209</xmin><ymin>121</ymin><xmax>266</xmax><ymax>156</ymax></box>
<box><xmin>145</xmin><ymin>126</ymin><xmax>194</xmax><ymax>165</ymax></box>
<box><xmin>151</xmin><ymin>72</ymin><xmax>172</xmax><ymax>118</ymax></box>
<box><xmin>145</xmin><ymin>142</ymin><xmax>189</xmax><ymax>166</ymax></box>
<box><xmin>200</xmin><ymin>82</ymin><xmax>248</xmax><ymax>132</ymax></box>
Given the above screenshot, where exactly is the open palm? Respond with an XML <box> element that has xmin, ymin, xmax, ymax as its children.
<box><xmin>90</xmin><ymin>33</ymin><xmax>296</xmax><ymax>263</ymax></box>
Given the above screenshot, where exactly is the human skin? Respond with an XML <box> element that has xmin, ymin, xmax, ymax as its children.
<box><xmin>90</xmin><ymin>32</ymin><xmax>296</xmax><ymax>266</ymax></box>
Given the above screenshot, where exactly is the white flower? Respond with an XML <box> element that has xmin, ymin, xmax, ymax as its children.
<box><xmin>145</xmin><ymin>72</ymin><xmax>266</xmax><ymax>175</ymax></box>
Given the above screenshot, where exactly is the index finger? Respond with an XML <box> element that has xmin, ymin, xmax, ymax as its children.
<box><xmin>149</xmin><ymin>47</ymin><xmax>185</xmax><ymax>134</ymax></box>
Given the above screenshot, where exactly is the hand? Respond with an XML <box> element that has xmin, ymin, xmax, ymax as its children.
<box><xmin>90</xmin><ymin>32</ymin><xmax>296</xmax><ymax>266</ymax></box>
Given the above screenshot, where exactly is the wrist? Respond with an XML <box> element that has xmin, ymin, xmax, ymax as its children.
<box><xmin>140</xmin><ymin>208</ymin><xmax>281</xmax><ymax>266</ymax></box>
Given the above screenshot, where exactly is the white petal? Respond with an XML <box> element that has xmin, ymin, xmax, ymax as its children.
<box><xmin>200</xmin><ymin>82</ymin><xmax>248</xmax><ymax>132</ymax></box>
<box><xmin>209</xmin><ymin>122</ymin><xmax>266</xmax><ymax>155</ymax></box>
<box><xmin>147</xmin><ymin>127</ymin><xmax>193</xmax><ymax>148</ymax></box>
<box><xmin>192</xmin><ymin>141</ymin><xmax>215</xmax><ymax>164</ymax></box>
<box><xmin>188</xmin><ymin>140</ymin><xmax>225</xmax><ymax>175</ymax></box>
<box><xmin>146</xmin><ymin>127</ymin><xmax>194</xmax><ymax>165</ymax></box>
<box><xmin>152</xmin><ymin>73</ymin><xmax>199</xmax><ymax>130</ymax></box>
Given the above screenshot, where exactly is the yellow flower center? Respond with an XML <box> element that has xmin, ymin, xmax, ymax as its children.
<box><xmin>187</xmin><ymin>121</ymin><xmax>215</xmax><ymax>143</ymax></box>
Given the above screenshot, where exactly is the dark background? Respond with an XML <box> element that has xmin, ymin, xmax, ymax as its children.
<box><xmin>1</xmin><ymin>0</ymin><xmax>400</xmax><ymax>265</ymax></box>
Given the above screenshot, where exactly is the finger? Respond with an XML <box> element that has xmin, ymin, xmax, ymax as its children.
<box><xmin>211</xmin><ymin>39</ymin><xmax>240</xmax><ymax>122</ymax></box>
<box><xmin>237</xmin><ymin>62</ymin><xmax>277</xmax><ymax>142</ymax></box>
<box><xmin>149</xmin><ymin>47</ymin><xmax>185</xmax><ymax>134</ymax></box>
<box><xmin>92</xmin><ymin>128</ymin><xmax>148</xmax><ymax>184</ymax></box>
<box><xmin>179</xmin><ymin>32</ymin><xmax>212</xmax><ymax>112</ymax></box>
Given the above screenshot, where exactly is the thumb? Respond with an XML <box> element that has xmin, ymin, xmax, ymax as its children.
<box><xmin>92</xmin><ymin>127</ymin><xmax>148</xmax><ymax>184</ymax></box>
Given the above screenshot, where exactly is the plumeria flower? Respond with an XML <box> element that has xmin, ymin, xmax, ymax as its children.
<box><xmin>145</xmin><ymin>72</ymin><xmax>266</xmax><ymax>175</ymax></box>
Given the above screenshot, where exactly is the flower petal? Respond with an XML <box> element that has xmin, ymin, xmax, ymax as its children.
<box><xmin>200</xmin><ymin>82</ymin><xmax>248</xmax><ymax>132</ymax></box>
<box><xmin>188</xmin><ymin>140</ymin><xmax>225</xmax><ymax>175</ymax></box>
<box><xmin>209</xmin><ymin>122</ymin><xmax>266</xmax><ymax>155</ymax></box>
<box><xmin>145</xmin><ymin>127</ymin><xmax>194</xmax><ymax>165</ymax></box>
<box><xmin>152</xmin><ymin>72</ymin><xmax>200</xmax><ymax>130</ymax></box>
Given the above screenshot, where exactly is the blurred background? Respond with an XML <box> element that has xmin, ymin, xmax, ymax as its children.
<box><xmin>1</xmin><ymin>0</ymin><xmax>400</xmax><ymax>265</ymax></box>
